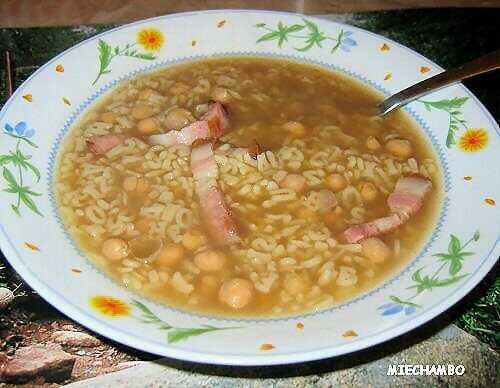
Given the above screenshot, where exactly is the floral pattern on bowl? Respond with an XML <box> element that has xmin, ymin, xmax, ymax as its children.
<box><xmin>0</xmin><ymin>10</ymin><xmax>498</xmax><ymax>365</ymax></box>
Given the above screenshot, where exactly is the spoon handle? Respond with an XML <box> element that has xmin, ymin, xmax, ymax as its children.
<box><xmin>377</xmin><ymin>49</ymin><xmax>500</xmax><ymax>116</ymax></box>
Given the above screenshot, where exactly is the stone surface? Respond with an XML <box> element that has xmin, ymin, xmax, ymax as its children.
<box><xmin>51</xmin><ymin>330</ymin><xmax>101</xmax><ymax>347</ymax></box>
<box><xmin>1</xmin><ymin>345</ymin><xmax>75</xmax><ymax>383</ymax></box>
<box><xmin>65</xmin><ymin>325</ymin><xmax>499</xmax><ymax>387</ymax></box>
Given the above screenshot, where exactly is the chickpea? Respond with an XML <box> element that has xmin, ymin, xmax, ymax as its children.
<box><xmin>131</xmin><ymin>104</ymin><xmax>154</xmax><ymax>120</ymax></box>
<box><xmin>211</xmin><ymin>87</ymin><xmax>232</xmax><ymax>104</ymax></box>
<box><xmin>122</xmin><ymin>176</ymin><xmax>150</xmax><ymax>194</ymax></box>
<box><xmin>102</xmin><ymin>238</ymin><xmax>128</xmax><ymax>261</ymax></box>
<box><xmin>219</xmin><ymin>278</ymin><xmax>253</xmax><ymax>309</ymax></box>
<box><xmin>280</xmin><ymin>174</ymin><xmax>307</xmax><ymax>193</ymax></box>
<box><xmin>325</xmin><ymin>173</ymin><xmax>347</xmax><ymax>192</ymax></box>
<box><xmin>182</xmin><ymin>229</ymin><xmax>208</xmax><ymax>251</ymax></box>
<box><xmin>366</xmin><ymin>136</ymin><xmax>381</xmax><ymax>151</ymax></box>
<box><xmin>324</xmin><ymin>208</ymin><xmax>343</xmax><ymax>226</ymax></box>
<box><xmin>359</xmin><ymin>182</ymin><xmax>378</xmax><ymax>202</ymax></box>
<box><xmin>361</xmin><ymin>237</ymin><xmax>392</xmax><ymax>263</ymax></box>
<box><xmin>129</xmin><ymin>237</ymin><xmax>161</xmax><ymax>259</ymax></box>
<box><xmin>135</xmin><ymin>218</ymin><xmax>152</xmax><ymax>233</ymax></box>
<box><xmin>283</xmin><ymin>272</ymin><xmax>310</xmax><ymax>295</ymax></box>
<box><xmin>385</xmin><ymin>139</ymin><xmax>412</xmax><ymax>159</ymax></box>
<box><xmin>199</xmin><ymin>275</ymin><xmax>220</xmax><ymax>295</ymax></box>
<box><xmin>138</xmin><ymin>88</ymin><xmax>155</xmax><ymax>100</ymax></box>
<box><xmin>283</xmin><ymin>121</ymin><xmax>306</xmax><ymax>137</ymax></box>
<box><xmin>316</xmin><ymin>189</ymin><xmax>337</xmax><ymax>213</ymax></box>
<box><xmin>165</xmin><ymin>108</ymin><xmax>191</xmax><ymax>130</ymax></box>
<box><xmin>100</xmin><ymin>112</ymin><xmax>116</xmax><ymax>124</ymax></box>
<box><xmin>137</xmin><ymin>117</ymin><xmax>159</xmax><ymax>134</ymax></box>
<box><xmin>296</xmin><ymin>206</ymin><xmax>317</xmax><ymax>221</ymax></box>
<box><xmin>154</xmin><ymin>243</ymin><xmax>184</xmax><ymax>268</ymax></box>
<box><xmin>194</xmin><ymin>249</ymin><xmax>226</xmax><ymax>272</ymax></box>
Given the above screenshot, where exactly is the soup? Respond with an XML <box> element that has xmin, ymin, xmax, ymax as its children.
<box><xmin>55</xmin><ymin>57</ymin><xmax>441</xmax><ymax>317</ymax></box>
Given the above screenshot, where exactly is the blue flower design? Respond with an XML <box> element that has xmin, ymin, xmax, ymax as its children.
<box><xmin>378</xmin><ymin>302</ymin><xmax>416</xmax><ymax>316</ymax></box>
<box><xmin>4</xmin><ymin>121</ymin><xmax>35</xmax><ymax>138</ymax></box>
<box><xmin>339</xmin><ymin>31</ymin><xmax>357</xmax><ymax>52</ymax></box>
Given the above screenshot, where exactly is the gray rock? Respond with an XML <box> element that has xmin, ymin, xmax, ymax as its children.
<box><xmin>1</xmin><ymin>345</ymin><xmax>75</xmax><ymax>383</ymax></box>
<box><xmin>51</xmin><ymin>330</ymin><xmax>101</xmax><ymax>347</ymax></box>
<box><xmin>63</xmin><ymin>325</ymin><xmax>499</xmax><ymax>388</ymax></box>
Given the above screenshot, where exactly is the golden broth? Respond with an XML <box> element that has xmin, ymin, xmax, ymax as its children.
<box><xmin>55</xmin><ymin>57</ymin><xmax>441</xmax><ymax>317</ymax></box>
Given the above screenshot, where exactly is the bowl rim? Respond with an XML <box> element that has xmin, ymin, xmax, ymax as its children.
<box><xmin>0</xmin><ymin>9</ymin><xmax>499</xmax><ymax>365</ymax></box>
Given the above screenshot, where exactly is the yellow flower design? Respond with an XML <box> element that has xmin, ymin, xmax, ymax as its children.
<box><xmin>458</xmin><ymin>128</ymin><xmax>488</xmax><ymax>152</ymax></box>
<box><xmin>137</xmin><ymin>28</ymin><xmax>164</xmax><ymax>51</ymax></box>
<box><xmin>90</xmin><ymin>296</ymin><xmax>130</xmax><ymax>317</ymax></box>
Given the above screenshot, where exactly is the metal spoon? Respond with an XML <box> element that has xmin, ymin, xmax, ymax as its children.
<box><xmin>377</xmin><ymin>49</ymin><xmax>500</xmax><ymax>116</ymax></box>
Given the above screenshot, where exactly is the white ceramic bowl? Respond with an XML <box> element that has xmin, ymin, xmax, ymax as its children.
<box><xmin>0</xmin><ymin>10</ymin><xmax>498</xmax><ymax>365</ymax></box>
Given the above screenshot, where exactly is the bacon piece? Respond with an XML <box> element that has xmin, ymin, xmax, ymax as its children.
<box><xmin>149</xmin><ymin>102</ymin><xmax>230</xmax><ymax>147</ymax></box>
<box><xmin>343</xmin><ymin>214</ymin><xmax>402</xmax><ymax>243</ymax></box>
<box><xmin>86</xmin><ymin>134</ymin><xmax>124</xmax><ymax>154</ymax></box>
<box><xmin>387</xmin><ymin>193</ymin><xmax>422</xmax><ymax>220</ymax></box>
<box><xmin>342</xmin><ymin>176</ymin><xmax>432</xmax><ymax>243</ymax></box>
<box><xmin>344</xmin><ymin>223</ymin><xmax>379</xmax><ymax>244</ymax></box>
<box><xmin>394</xmin><ymin>176</ymin><xmax>432</xmax><ymax>198</ymax></box>
<box><xmin>149</xmin><ymin>120</ymin><xmax>210</xmax><ymax>147</ymax></box>
<box><xmin>191</xmin><ymin>143</ymin><xmax>240</xmax><ymax>245</ymax></box>
<box><xmin>372</xmin><ymin>214</ymin><xmax>403</xmax><ymax>234</ymax></box>
<box><xmin>202</xmin><ymin>101</ymin><xmax>229</xmax><ymax>136</ymax></box>
<box><xmin>387</xmin><ymin>176</ymin><xmax>432</xmax><ymax>219</ymax></box>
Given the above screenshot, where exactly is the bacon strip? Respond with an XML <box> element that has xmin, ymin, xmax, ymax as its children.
<box><xmin>86</xmin><ymin>134</ymin><xmax>124</xmax><ymax>154</ymax></box>
<box><xmin>387</xmin><ymin>176</ymin><xmax>432</xmax><ymax>219</ymax></box>
<box><xmin>343</xmin><ymin>214</ymin><xmax>402</xmax><ymax>244</ymax></box>
<box><xmin>149</xmin><ymin>102</ymin><xmax>229</xmax><ymax>147</ymax></box>
<box><xmin>191</xmin><ymin>143</ymin><xmax>240</xmax><ymax>246</ymax></box>
<box><xmin>343</xmin><ymin>176</ymin><xmax>432</xmax><ymax>243</ymax></box>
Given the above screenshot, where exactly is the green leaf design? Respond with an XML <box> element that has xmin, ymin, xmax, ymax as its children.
<box><xmin>256</xmin><ymin>31</ymin><xmax>280</xmax><ymax>43</ymax></box>
<box><xmin>2</xmin><ymin>167</ymin><xmax>18</xmax><ymax>189</ymax></box>
<box><xmin>11</xmin><ymin>204</ymin><xmax>20</xmax><ymax>216</ymax></box>
<box><xmin>449</xmin><ymin>259</ymin><xmax>462</xmax><ymax>276</ymax></box>
<box><xmin>390</xmin><ymin>231</ymin><xmax>479</xmax><ymax>312</ymax></box>
<box><xmin>167</xmin><ymin>326</ymin><xmax>223</xmax><ymax>344</ymax></box>
<box><xmin>21</xmin><ymin>160</ymin><xmax>40</xmax><ymax>182</ymax></box>
<box><xmin>1</xmin><ymin>132</ymin><xmax>43</xmax><ymax>217</ymax></box>
<box><xmin>98</xmin><ymin>39</ymin><xmax>113</xmax><ymax>71</ymax></box>
<box><xmin>93</xmin><ymin>39</ymin><xmax>157</xmax><ymax>85</ymax></box>
<box><xmin>0</xmin><ymin>155</ymin><xmax>13</xmax><ymax>166</ymax></box>
<box><xmin>5</xmin><ymin>133</ymin><xmax>38</xmax><ymax>148</ymax></box>
<box><xmin>131</xmin><ymin>300</ymin><xmax>171</xmax><ymax>329</ymax></box>
<box><xmin>389</xmin><ymin>295</ymin><xmax>421</xmax><ymax>308</ymax></box>
<box><xmin>255</xmin><ymin>19</ymin><xmax>344</xmax><ymax>54</ymax></box>
<box><xmin>126</xmin><ymin>52</ymin><xmax>156</xmax><ymax>60</ymax></box>
<box><xmin>19</xmin><ymin>191</ymin><xmax>43</xmax><ymax>216</ymax></box>
<box><xmin>421</xmin><ymin>97</ymin><xmax>468</xmax><ymax>111</ymax></box>
<box><xmin>434</xmin><ymin>274</ymin><xmax>469</xmax><ymax>287</ymax></box>
<box><xmin>418</xmin><ymin>97</ymin><xmax>469</xmax><ymax>149</ymax></box>
<box><xmin>130</xmin><ymin>299</ymin><xmax>241</xmax><ymax>344</ymax></box>
<box><xmin>449</xmin><ymin>234</ymin><xmax>461</xmax><ymax>255</ymax></box>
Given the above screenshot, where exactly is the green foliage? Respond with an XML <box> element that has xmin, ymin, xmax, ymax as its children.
<box><xmin>389</xmin><ymin>295</ymin><xmax>420</xmax><ymax>308</ymax></box>
<box><xmin>255</xmin><ymin>19</ymin><xmax>345</xmax><ymax>54</ymax></box>
<box><xmin>419</xmin><ymin>97</ymin><xmax>469</xmax><ymax>148</ymax></box>
<box><xmin>406</xmin><ymin>231</ymin><xmax>479</xmax><ymax>296</ymax></box>
<box><xmin>131</xmin><ymin>300</ymin><xmax>240</xmax><ymax>344</ymax></box>
<box><xmin>456</xmin><ymin>275</ymin><xmax>500</xmax><ymax>350</ymax></box>
<box><xmin>92</xmin><ymin>39</ymin><xmax>156</xmax><ymax>85</ymax></box>
<box><xmin>0</xmin><ymin>138</ymin><xmax>42</xmax><ymax>217</ymax></box>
